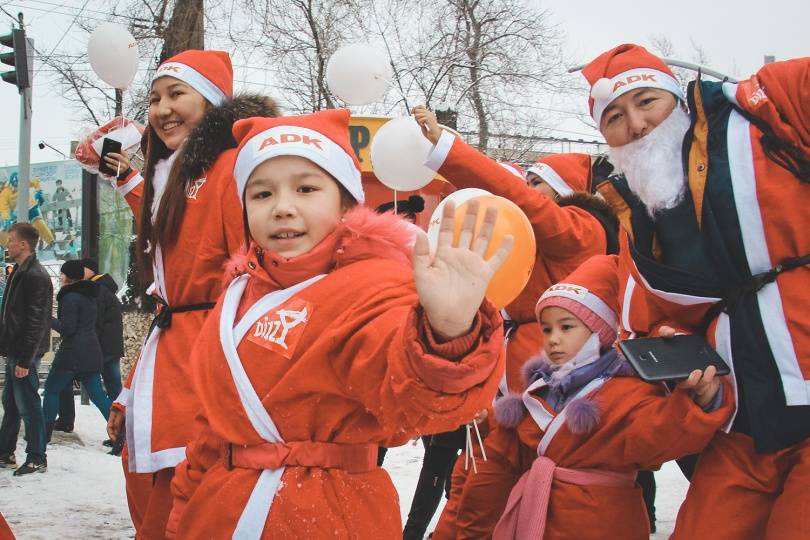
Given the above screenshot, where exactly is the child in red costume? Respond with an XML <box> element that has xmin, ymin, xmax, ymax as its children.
<box><xmin>413</xmin><ymin>107</ymin><xmax>619</xmax><ymax>538</ymax></box>
<box><xmin>489</xmin><ymin>255</ymin><xmax>732</xmax><ymax>540</ymax></box>
<box><xmin>166</xmin><ymin>109</ymin><xmax>510</xmax><ymax>539</ymax></box>
<box><xmin>103</xmin><ymin>49</ymin><xmax>280</xmax><ymax>538</ymax></box>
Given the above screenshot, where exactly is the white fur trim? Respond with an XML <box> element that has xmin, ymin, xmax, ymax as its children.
<box><xmin>527</xmin><ymin>163</ymin><xmax>574</xmax><ymax>197</ymax></box>
<box><xmin>153</xmin><ymin>62</ymin><xmax>226</xmax><ymax>106</ymax></box>
<box><xmin>424</xmin><ymin>130</ymin><xmax>456</xmax><ymax>172</ymax></box>
<box><xmin>234</xmin><ymin>125</ymin><xmax>364</xmax><ymax>204</ymax></box>
<box><xmin>591</xmin><ymin>67</ymin><xmax>684</xmax><ymax>127</ymax></box>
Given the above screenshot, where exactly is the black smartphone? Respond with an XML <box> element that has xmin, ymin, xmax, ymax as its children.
<box><xmin>98</xmin><ymin>137</ymin><xmax>123</xmax><ymax>177</ymax></box>
<box><xmin>619</xmin><ymin>334</ymin><xmax>731</xmax><ymax>383</ymax></box>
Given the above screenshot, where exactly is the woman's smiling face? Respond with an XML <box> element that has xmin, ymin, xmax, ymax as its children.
<box><xmin>148</xmin><ymin>77</ymin><xmax>207</xmax><ymax>151</ymax></box>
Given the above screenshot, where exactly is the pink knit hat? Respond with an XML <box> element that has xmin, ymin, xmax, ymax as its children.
<box><xmin>535</xmin><ymin>255</ymin><xmax>619</xmax><ymax>348</ymax></box>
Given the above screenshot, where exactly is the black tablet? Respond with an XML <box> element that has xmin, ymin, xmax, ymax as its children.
<box><xmin>619</xmin><ymin>334</ymin><xmax>731</xmax><ymax>383</ymax></box>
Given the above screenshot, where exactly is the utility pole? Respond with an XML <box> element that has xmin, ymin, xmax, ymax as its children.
<box><xmin>1</xmin><ymin>13</ymin><xmax>33</xmax><ymax>223</ymax></box>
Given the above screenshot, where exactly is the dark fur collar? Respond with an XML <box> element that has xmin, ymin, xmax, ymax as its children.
<box><xmin>558</xmin><ymin>192</ymin><xmax>618</xmax><ymax>225</ymax></box>
<box><xmin>559</xmin><ymin>192</ymin><xmax>620</xmax><ymax>254</ymax></box>
<box><xmin>179</xmin><ymin>93</ymin><xmax>281</xmax><ymax>179</ymax></box>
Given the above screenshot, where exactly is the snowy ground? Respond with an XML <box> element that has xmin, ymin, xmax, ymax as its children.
<box><xmin>1</xmin><ymin>397</ymin><xmax>688</xmax><ymax>539</ymax></box>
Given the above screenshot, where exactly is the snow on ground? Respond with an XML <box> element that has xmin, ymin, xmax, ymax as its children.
<box><xmin>1</xmin><ymin>397</ymin><xmax>688</xmax><ymax>539</ymax></box>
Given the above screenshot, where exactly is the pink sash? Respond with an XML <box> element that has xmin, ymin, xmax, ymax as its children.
<box><xmin>493</xmin><ymin>456</ymin><xmax>635</xmax><ymax>540</ymax></box>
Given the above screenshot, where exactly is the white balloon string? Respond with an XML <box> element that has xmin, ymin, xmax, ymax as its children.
<box><xmin>464</xmin><ymin>424</ymin><xmax>470</xmax><ymax>471</ymax></box>
<box><xmin>474</xmin><ymin>420</ymin><xmax>487</xmax><ymax>462</ymax></box>
<box><xmin>394</xmin><ymin>189</ymin><xmax>398</xmax><ymax>214</ymax></box>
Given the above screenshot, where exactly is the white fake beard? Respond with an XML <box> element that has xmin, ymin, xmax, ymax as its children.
<box><xmin>608</xmin><ymin>107</ymin><xmax>692</xmax><ymax>218</ymax></box>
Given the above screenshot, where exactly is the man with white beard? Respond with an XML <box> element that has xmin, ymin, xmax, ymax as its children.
<box><xmin>582</xmin><ymin>43</ymin><xmax>810</xmax><ymax>539</ymax></box>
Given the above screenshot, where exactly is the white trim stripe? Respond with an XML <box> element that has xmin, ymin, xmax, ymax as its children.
<box><xmin>522</xmin><ymin>378</ymin><xmax>555</xmax><ymax>433</ymax></box>
<box><xmin>631</xmin><ymin>264</ymin><xmax>721</xmax><ymax>306</ymax></box>
<box><xmin>219</xmin><ymin>273</ymin><xmax>326</xmax><ymax>538</ymax></box>
<box><xmin>116</xmin><ymin>172</ymin><xmax>143</xmax><ymax>197</ymax></box>
<box><xmin>114</xmin><ymin>386</ymin><xmax>131</xmax><ymax>407</ymax></box>
<box><xmin>538</xmin><ymin>377</ymin><xmax>606</xmax><ymax>455</ymax></box>
<box><xmin>592</xmin><ymin>68</ymin><xmax>684</xmax><ymax>126</ymax></box>
<box><xmin>713</xmin><ymin>313</ymin><xmax>737</xmax><ymax>433</ymax></box>
<box><xmin>153</xmin><ymin>62</ymin><xmax>227</xmax><ymax>106</ymax></box>
<box><xmin>722</xmin><ymin>82</ymin><xmax>740</xmax><ymax>107</ymax></box>
<box><xmin>424</xmin><ymin>130</ymin><xmax>456</xmax><ymax>172</ymax></box>
<box><xmin>727</xmin><ymin>111</ymin><xmax>809</xmax><ymax>406</ymax></box>
<box><xmin>527</xmin><ymin>164</ymin><xmax>573</xmax><ymax>197</ymax></box>
<box><xmin>621</xmin><ymin>275</ymin><xmax>636</xmax><ymax>335</ymax></box>
<box><xmin>498</xmin><ymin>162</ymin><xmax>525</xmax><ymax>180</ymax></box>
<box><xmin>126</xmin><ymin>324</ymin><xmax>165</xmax><ymax>472</ymax></box>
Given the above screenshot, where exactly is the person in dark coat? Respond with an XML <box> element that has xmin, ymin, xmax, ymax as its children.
<box><xmin>54</xmin><ymin>259</ymin><xmax>124</xmax><ymax>436</ymax></box>
<box><xmin>42</xmin><ymin>260</ymin><xmax>111</xmax><ymax>443</ymax></box>
<box><xmin>0</xmin><ymin>223</ymin><xmax>52</xmax><ymax>475</ymax></box>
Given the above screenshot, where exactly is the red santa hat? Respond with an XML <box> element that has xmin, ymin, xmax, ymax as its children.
<box><xmin>526</xmin><ymin>153</ymin><xmax>592</xmax><ymax>196</ymax></box>
<box><xmin>497</xmin><ymin>161</ymin><xmax>526</xmax><ymax>180</ymax></box>
<box><xmin>232</xmin><ymin>109</ymin><xmax>364</xmax><ymax>204</ymax></box>
<box><xmin>535</xmin><ymin>255</ymin><xmax>619</xmax><ymax>348</ymax></box>
<box><xmin>152</xmin><ymin>50</ymin><xmax>233</xmax><ymax>106</ymax></box>
<box><xmin>582</xmin><ymin>43</ymin><xmax>685</xmax><ymax>127</ymax></box>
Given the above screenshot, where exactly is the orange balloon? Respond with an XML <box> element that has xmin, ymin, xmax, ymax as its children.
<box><xmin>452</xmin><ymin>195</ymin><xmax>536</xmax><ymax>309</ymax></box>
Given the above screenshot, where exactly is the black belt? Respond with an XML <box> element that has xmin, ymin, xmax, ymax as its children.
<box><xmin>701</xmin><ymin>253</ymin><xmax>810</xmax><ymax>330</ymax></box>
<box><xmin>151</xmin><ymin>301</ymin><xmax>216</xmax><ymax>330</ymax></box>
<box><xmin>503</xmin><ymin>319</ymin><xmax>520</xmax><ymax>340</ymax></box>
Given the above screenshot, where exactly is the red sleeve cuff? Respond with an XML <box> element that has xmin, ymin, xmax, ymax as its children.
<box><xmin>420</xmin><ymin>311</ymin><xmax>483</xmax><ymax>360</ymax></box>
<box><xmin>404</xmin><ymin>302</ymin><xmax>504</xmax><ymax>394</ymax></box>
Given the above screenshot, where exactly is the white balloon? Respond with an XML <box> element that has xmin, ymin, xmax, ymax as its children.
<box><xmin>370</xmin><ymin>116</ymin><xmax>437</xmax><ymax>192</ymax></box>
<box><xmin>88</xmin><ymin>23</ymin><xmax>139</xmax><ymax>90</ymax></box>
<box><xmin>326</xmin><ymin>43</ymin><xmax>392</xmax><ymax>105</ymax></box>
<box><xmin>426</xmin><ymin>188</ymin><xmax>490</xmax><ymax>254</ymax></box>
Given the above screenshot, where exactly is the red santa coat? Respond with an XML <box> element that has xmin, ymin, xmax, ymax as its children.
<box><xmin>113</xmin><ymin>148</ymin><xmax>244</xmax><ymax>472</ymax></box>
<box><xmin>493</xmin><ymin>374</ymin><xmax>734</xmax><ymax>540</ymax></box>
<box><xmin>168</xmin><ymin>207</ymin><xmax>505</xmax><ymax>539</ymax></box>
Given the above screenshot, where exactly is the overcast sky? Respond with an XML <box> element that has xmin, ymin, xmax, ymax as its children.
<box><xmin>0</xmin><ymin>0</ymin><xmax>808</xmax><ymax>166</ymax></box>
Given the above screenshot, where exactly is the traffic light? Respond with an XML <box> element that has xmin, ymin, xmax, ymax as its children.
<box><xmin>0</xmin><ymin>28</ymin><xmax>30</xmax><ymax>90</ymax></box>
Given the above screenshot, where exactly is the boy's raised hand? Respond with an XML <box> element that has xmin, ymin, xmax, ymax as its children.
<box><xmin>678</xmin><ymin>365</ymin><xmax>721</xmax><ymax>408</ymax></box>
<box><xmin>412</xmin><ymin>199</ymin><xmax>513</xmax><ymax>341</ymax></box>
<box><xmin>412</xmin><ymin>105</ymin><xmax>443</xmax><ymax>145</ymax></box>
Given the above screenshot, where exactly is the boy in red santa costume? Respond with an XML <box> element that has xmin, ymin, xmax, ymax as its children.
<box><xmin>103</xmin><ymin>49</ymin><xmax>279</xmax><ymax>537</ymax></box>
<box><xmin>166</xmin><ymin>108</ymin><xmax>510</xmax><ymax>538</ymax></box>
